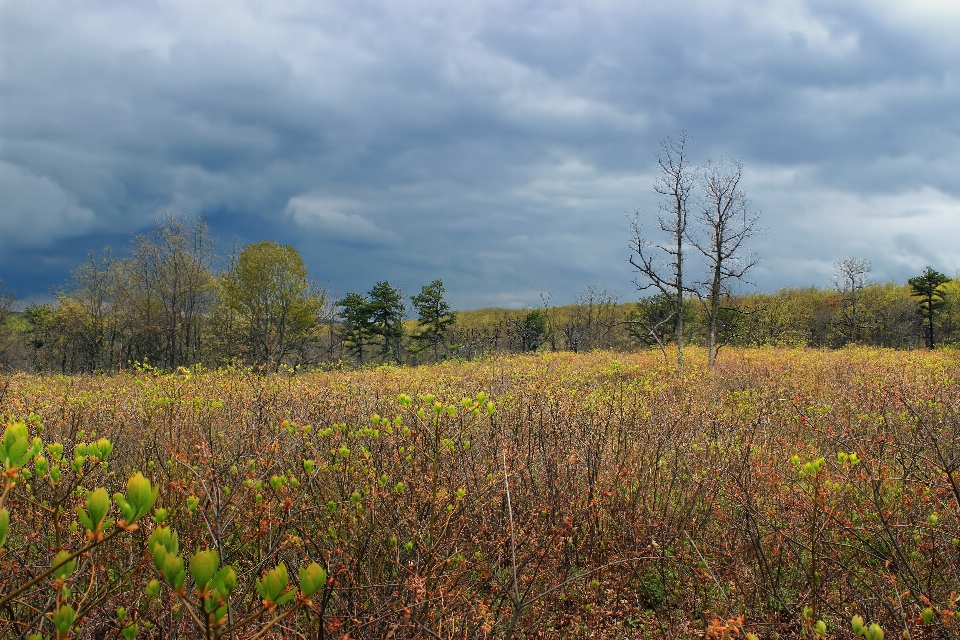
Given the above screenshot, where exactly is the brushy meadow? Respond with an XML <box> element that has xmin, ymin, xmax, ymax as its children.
<box><xmin>1</xmin><ymin>348</ymin><xmax>959</xmax><ymax>639</ymax></box>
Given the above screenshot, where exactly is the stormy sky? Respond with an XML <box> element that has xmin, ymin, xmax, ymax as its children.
<box><xmin>2</xmin><ymin>0</ymin><xmax>959</xmax><ymax>309</ymax></box>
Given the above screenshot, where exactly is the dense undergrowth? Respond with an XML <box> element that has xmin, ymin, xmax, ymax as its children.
<box><xmin>1</xmin><ymin>347</ymin><xmax>959</xmax><ymax>638</ymax></box>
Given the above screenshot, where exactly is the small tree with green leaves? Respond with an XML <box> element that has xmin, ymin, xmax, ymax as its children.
<box><xmin>220</xmin><ymin>241</ymin><xmax>323</xmax><ymax>370</ymax></box>
<box><xmin>909</xmin><ymin>266</ymin><xmax>951</xmax><ymax>349</ymax></box>
<box><xmin>410</xmin><ymin>280</ymin><xmax>456</xmax><ymax>362</ymax></box>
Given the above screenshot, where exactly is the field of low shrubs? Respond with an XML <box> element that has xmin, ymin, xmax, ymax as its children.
<box><xmin>2</xmin><ymin>347</ymin><xmax>959</xmax><ymax>638</ymax></box>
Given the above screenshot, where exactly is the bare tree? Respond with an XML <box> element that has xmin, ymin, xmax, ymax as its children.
<box><xmin>563</xmin><ymin>285</ymin><xmax>619</xmax><ymax>352</ymax></box>
<box><xmin>629</xmin><ymin>132</ymin><xmax>696</xmax><ymax>368</ymax></box>
<box><xmin>129</xmin><ymin>213</ymin><xmax>217</xmax><ymax>368</ymax></box>
<box><xmin>536</xmin><ymin>288</ymin><xmax>558</xmax><ymax>352</ymax></box>
<box><xmin>832</xmin><ymin>257</ymin><xmax>872</xmax><ymax>344</ymax></box>
<box><xmin>625</xmin><ymin>294</ymin><xmax>675</xmax><ymax>363</ymax></box>
<box><xmin>57</xmin><ymin>249</ymin><xmax>123</xmax><ymax>371</ymax></box>
<box><xmin>690</xmin><ymin>158</ymin><xmax>760</xmax><ymax>367</ymax></box>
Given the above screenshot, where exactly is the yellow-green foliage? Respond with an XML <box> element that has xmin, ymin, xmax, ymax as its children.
<box><xmin>2</xmin><ymin>348</ymin><xmax>960</xmax><ymax>638</ymax></box>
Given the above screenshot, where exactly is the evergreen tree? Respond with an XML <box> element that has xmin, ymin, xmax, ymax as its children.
<box><xmin>367</xmin><ymin>282</ymin><xmax>405</xmax><ymax>363</ymax></box>
<box><xmin>410</xmin><ymin>280</ymin><xmax>456</xmax><ymax>361</ymax></box>
<box><xmin>908</xmin><ymin>267</ymin><xmax>951</xmax><ymax>349</ymax></box>
<box><xmin>520</xmin><ymin>309</ymin><xmax>548</xmax><ymax>351</ymax></box>
<box><xmin>338</xmin><ymin>292</ymin><xmax>374</xmax><ymax>365</ymax></box>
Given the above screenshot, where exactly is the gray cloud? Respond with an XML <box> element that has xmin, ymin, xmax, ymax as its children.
<box><xmin>1</xmin><ymin>0</ymin><xmax>959</xmax><ymax>309</ymax></box>
<box><xmin>285</xmin><ymin>196</ymin><xmax>400</xmax><ymax>247</ymax></box>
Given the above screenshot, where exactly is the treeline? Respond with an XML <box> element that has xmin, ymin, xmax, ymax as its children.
<box><xmin>654</xmin><ymin>276</ymin><xmax>958</xmax><ymax>352</ymax></box>
<box><xmin>0</xmin><ymin>215</ymin><xmax>336</xmax><ymax>373</ymax></box>
<box><xmin>0</xmin><ymin>215</ymin><xmax>467</xmax><ymax>373</ymax></box>
<box><xmin>449</xmin><ymin>277</ymin><xmax>959</xmax><ymax>359</ymax></box>
<box><xmin>0</xmin><ymin>216</ymin><xmax>957</xmax><ymax>373</ymax></box>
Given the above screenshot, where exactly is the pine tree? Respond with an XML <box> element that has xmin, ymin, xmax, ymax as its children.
<box><xmin>410</xmin><ymin>280</ymin><xmax>456</xmax><ymax>361</ymax></box>
<box><xmin>338</xmin><ymin>292</ymin><xmax>374</xmax><ymax>365</ymax></box>
<box><xmin>367</xmin><ymin>282</ymin><xmax>405</xmax><ymax>363</ymax></box>
<box><xmin>908</xmin><ymin>267</ymin><xmax>951</xmax><ymax>349</ymax></box>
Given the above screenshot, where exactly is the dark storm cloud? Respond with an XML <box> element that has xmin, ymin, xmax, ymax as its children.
<box><xmin>2</xmin><ymin>0</ymin><xmax>958</xmax><ymax>308</ymax></box>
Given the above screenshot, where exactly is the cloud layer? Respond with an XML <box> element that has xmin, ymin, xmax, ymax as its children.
<box><xmin>2</xmin><ymin>0</ymin><xmax>958</xmax><ymax>308</ymax></box>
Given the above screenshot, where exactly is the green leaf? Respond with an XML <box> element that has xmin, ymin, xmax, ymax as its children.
<box><xmin>123</xmin><ymin>473</ymin><xmax>158</xmax><ymax>523</ymax></box>
<box><xmin>85</xmin><ymin>488</ymin><xmax>110</xmax><ymax>530</ymax></box>
<box><xmin>77</xmin><ymin>504</ymin><xmax>94</xmax><ymax>532</ymax></box>
<box><xmin>851</xmin><ymin>615</ymin><xmax>865</xmax><ymax>636</ymax></box>
<box><xmin>114</xmin><ymin>494</ymin><xmax>134</xmax><ymax>524</ymax></box>
<box><xmin>298</xmin><ymin>562</ymin><xmax>327</xmax><ymax>597</ymax></box>
<box><xmin>189</xmin><ymin>549</ymin><xmax>219</xmax><ymax>590</ymax></box>
<box><xmin>52</xmin><ymin>550</ymin><xmax>77</xmax><ymax>580</ymax></box>
<box><xmin>29</xmin><ymin>437</ymin><xmax>42</xmax><ymax>462</ymax></box>
<box><xmin>1</xmin><ymin>421</ymin><xmax>30</xmax><ymax>470</ymax></box>
<box><xmin>866</xmin><ymin>623</ymin><xmax>884</xmax><ymax>640</ymax></box>
<box><xmin>95</xmin><ymin>438</ymin><xmax>113</xmax><ymax>461</ymax></box>
<box><xmin>162</xmin><ymin>553</ymin><xmax>185</xmax><ymax>591</ymax></box>
<box><xmin>148</xmin><ymin>530</ymin><xmax>172</xmax><ymax>571</ymax></box>
<box><xmin>171</xmin><ymin>567</ymin><xmax>186</xmax><ymax>592</ymax></box>
<box><xmin>257</xmin><ymin>563</ymin><xmax>289</xmax><ymax>603</ymax></box>
<box><xmin>147</xmin><ymin>543</ymin><xmax>167</xmax><ymax>572</ymax></box>
<box><xmin>47</xmin><ymin>442</ymin><xmax>63</xmax><ymax>460</ymax></box>
<box><xmin>204</xmin><ymin>595</ymin><xmax>219</xmax><ymax>613</ymax></box>
<box><xmin>0</xmin><ymin>507</ymin><xmax>8</xmax><ymax>549</ymax></box>
<box><xmin>52</xmin><ymin>604</ymin><xmax>76</xmax><ymax>634</ymax></box>
<box><xmin>210</xmin><ymin>566</ymin><xmax>237</xmax><ymax>597</ymax></box>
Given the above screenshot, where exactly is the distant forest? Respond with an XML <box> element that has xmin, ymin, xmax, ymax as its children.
<box><xmin>0</xmin><ymin>214</ymin><xmax>957</xmax><ymax>374</ymax></box>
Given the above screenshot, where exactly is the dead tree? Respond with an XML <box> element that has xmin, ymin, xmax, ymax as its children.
<box><xmin>832</xmin><ymin>257</ymin><xmax>872</xmax><ymax>344</ymax></box>
<box><xmin>629</xmin><ymin>132</ymin><xmax>696</xmax><ymax>369</ymax></box>
<box><xmin>690</xmin><ymin>159</ymin><xmax>760</xmax><ymax>367</ymax></box>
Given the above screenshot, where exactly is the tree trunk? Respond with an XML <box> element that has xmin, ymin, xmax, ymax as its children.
<box><xmin>676</xmin><ymin>224</ymin><xmax>685</xmax><ymax>369</ymax></box>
